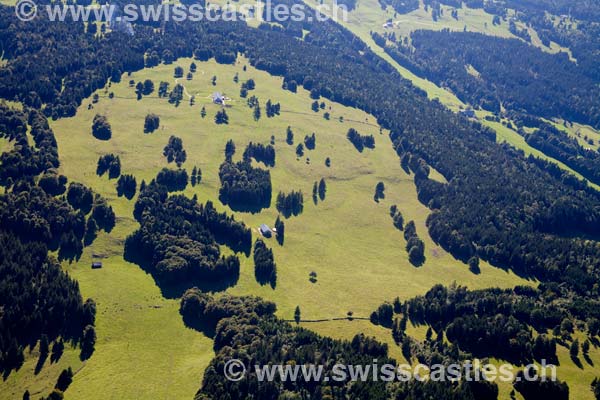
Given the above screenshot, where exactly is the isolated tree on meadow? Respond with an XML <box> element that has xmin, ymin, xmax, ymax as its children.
<box><xmin>294</xmin><ymin>306</ymin><xmax>301</xmax><ymax>324</ymax></box>
<box><xmin>174</xmin><ymin>66</ymin><xmax>184</xmax><ymax>78</ymax></box>
<box><xmin>144</xmin><ymin>113</ymin><xmax>160</xmax><ymax>133</ymax></box>
<box><xmin>318</xmin><ymin>178</ymin><xmax>326</xmax><ymax>201</ymax></box>
<box><xmin>92</xmin><ymin>114</ymin><xmax>111</xmax><ymax>140</ymax></box>
<box><xmin>215</xmin><ymin>109</ymin><xmax>229</xmax><ymax>124</ymax></box>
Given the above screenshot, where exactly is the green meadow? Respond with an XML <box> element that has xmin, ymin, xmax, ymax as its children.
<box><xmin>2</xmin><ymin>57</ymin><xmax>531</xmax><ymax>399</ymax></box>
<box><xmin>2</xmin><ymin>52</ymin><xmax>599</xmax><ymax>399</ymax></box>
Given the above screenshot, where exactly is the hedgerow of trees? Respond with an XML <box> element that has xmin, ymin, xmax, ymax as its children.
<box><xmin>253</xmin><ymin>239</ymin><xmax>277</xmax><ymax>287</ymax></box>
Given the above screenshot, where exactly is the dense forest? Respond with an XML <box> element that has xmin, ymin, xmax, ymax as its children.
<box><xmin>218</xmin><ymin>159</ymin><xmax>272</xmax><ymax>211</ymax></box>
<box><xmin>372</xmin><ymin>284</ymin><xmax>600</xmax><ymax>395</ymax></box>
<box><xmin>485</xmin><ymin>0</ymin><xmax>600</xmax><ymax>82</ymax></box>
<box><xmin>382</xmin><ymin>0</ymin><xmax>600</xmax><ymax>83</ymax></box>
<box><xmin>383</xmin><ymin>30</ymin><xmax>600</xmax><ymax>129</ymax></box>
<box><xmin>524</xmin><ymin>122</ymin><xmax>600</xmax><ymax>185</ymax></box>
<box><xmin>0</xmin><ymin>232</ymin><xmax>96</xmax><ymax>375</ymax></box>
<box><xmin>182</xmin><ymin>292</ymin><xmax>499</xmax><ymax>400</ymax></box>
<box><xmin>125</xmin><ymin>181</ymin><xmax>251</xmax><ymax>292</ymax></box>
<box><xmin>0</xmin><ymin>106</ymin><xmax>96</xmax><ymax>375</ymax></box>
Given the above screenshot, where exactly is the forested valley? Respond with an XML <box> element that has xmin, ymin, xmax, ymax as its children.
<box><xmin>382</xmin><ymin>30</ymin><xmax>600</xmax><ymax>129</ymax></box>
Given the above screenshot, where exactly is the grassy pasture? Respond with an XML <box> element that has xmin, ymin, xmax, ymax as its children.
<box><xmin>0</xmin><ymin>57</ymin><xmax>532</xmax><ymax>399</ymax></box>
<box><xmin>549</xmin><ymin>119</ymin><xmax>600</xmax><ymax>151</ymax></box>
<box><xmin>2</xmin><ymin>54</ymin><xmax>597</xmax><ymax>399</ymax></box>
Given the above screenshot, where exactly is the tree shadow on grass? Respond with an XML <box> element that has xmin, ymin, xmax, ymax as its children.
<box><xmin>571</xmin><ymin>354</ymin><xmax>583</xmax><ymax>369</ymax></box>
<box><xmin>219</xmin><ymin>195</ymin><xmax>271</xmax><ymax>215</ymax></box>
<box><xmin>408</xmin><ymin>255</ymin><xmax>425</xmax><ymax>268</ymax></box>
<box><xmin>158</xmin><ymin>274</ymin><xmax>240</xmax><ymax>299</ymax></box>
<box><xmin>34</xmin><ymin>352</ymin><xmax>48</xmax><ymax>375</ymax></box>
<box><xmin>255</xmin><ymin>271</ymin><xmax>277</xmax><ymax>289</ymax></box>
<box><xmin>181</xmin><ymin>313</ymin><xmax>219</xmax><ymax>338</ymax></box>
<box><xmin>124</xmin><ymin>243</ymin><xmax>238</xmax><ymax>299</ymax></box>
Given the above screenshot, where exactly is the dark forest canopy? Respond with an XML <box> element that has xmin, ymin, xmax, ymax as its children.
<box><xmin>182</xmin><ymin>293</ymin><xmax>499</xmax><ymax>400</ymax></box>
<box><xmin>523</xmin><ymin>121</ymin><xmax>600</xmax><ymax>186</ymax></box>
<box><xmin>0</xmin><ymin>232</ymin><xmax>96</xmax><ymax>374</ymax></box>
<box><xmin>126</xmin><ymin>180</ymin><xmax>251</xmax><ymax>290</ymax></box>
<box><xmin>0</xmin><ymin>106</ymin><xmax>59</xmax><ymax>184</ymax></box>
<box><xmin>0</xmin><ymin>107</ymin><xmax>96</xmax><ymax>375</ymax></box>
<box><xmin>385</xmin><ymin>0</ymin><xmax>600</xmax><ymax>22</ymax></box>
<box><xmin>155</xmin><ymin>167</ymin><xmax>188</xmax><ymax>191</ymax></box>
<box><xmin>96</xmin><ymin>153</ymin><xmax>121</xmax><ymax>179</ymax></box>
<box><xmin>218</xmin><ymin>159</ymin><xmax>272</xmax><ymax>211</ymax></box>
<box><xmin>378</xmin><ymin>283</ymin><xmax>600</xmax><ymax>363</ymax></box>
<box><xmin>384</xmin><ymin>30</ymin><xmax>600</xmax><ymax>129</ymax></box>
<box><xmin>379</xmin><ymin>0</ymin><xmax>600</xmax><ymax>83</ymax></box>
